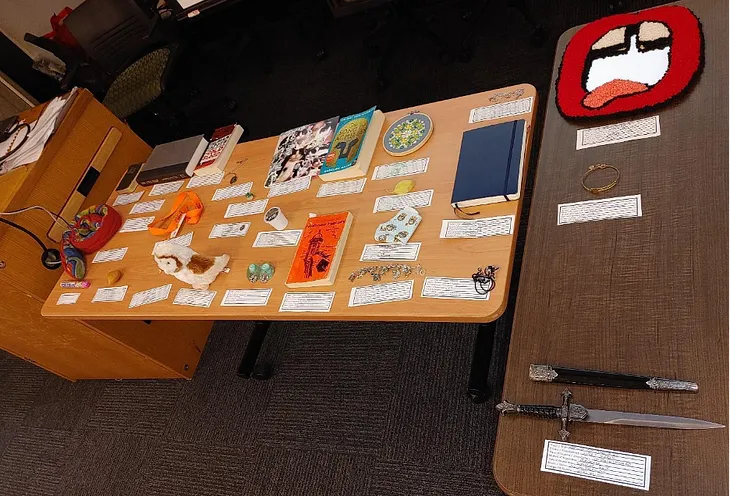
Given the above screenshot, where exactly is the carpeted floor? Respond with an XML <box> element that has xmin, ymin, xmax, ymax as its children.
<box><xmin>0</xmin><ymin>1</ymin><xmax>672</xmax><ymax>494</ymax></box>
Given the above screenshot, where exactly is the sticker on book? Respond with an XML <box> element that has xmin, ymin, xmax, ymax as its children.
<box><xmin>129</xmin><ymin>284</ymin><xmax>172</xmax><ymax>308</ymax></box>
<box><xmin>373</xmin><ymin>189</ymin><xmax>433</xmax><ymax>213</ymax></box>
<box><xmin>92</xmin><ymin>286</ymin><xmax>128</xmax><ymax>303</ymax></box>
<box><xmin>211</xmin><ymin>181</ymin><xmax>253</xmax><ymax>201</ymax></box>
<box><xmin>113</xmin><ymin>191</ymin><xmax>143</xmax><ymax>206</ymax></box>
<box><xmin>268</xmin><ymin>176</ymin><xmax>311</xmax><ymax>198</ymax></box>
<box><xmin>557</xmin><ymin>194</ymin><xmax>642</xmax><ymax>225</ymax></box>
<box><xmin>253</xmin><ymin>230</ymin><xmax>302</xmax><ymax>248</ymax></box>
<box><xmin>372</xmin><ymin>158</ymin><xmax>429</xmax><ymax>181</ymax></box>
<box><xmin>440</xmin><ymin>215</ymin><xmax>514</xmax><ymax>238</ymax></box>
<box><xmin>316</xmin><ymin>178</ymin><xmax>367</xmax><ymax>197</ymax></box>
<box><xmin>224</xmin><ymin>199</ymin><xmax>268</xmax><ymax>218</ymax></box>
<box><xmin>541</xmin><ymin>440</ymin><xmax>651</xmax><ymax>491</ymax></box>
<box><xmin>119</xmin><ymin>216</ymin><xmax>155</xmax><ymax>233</ymax></box>
<box><xmin>149</xmin><ymin>180</ymin><xmax>184</xmax><ymax>196</ymax></box>
<box><xmin>348</xmin><ymin>280</ymin><xmax>413</xmax><ymax>307</ymax></box>
<box><xmin>173</xmin><ymin>288</ymin><xmax>216</xmax><ymax>308</ymax></box>
<box><xmin>279</xmin><ymin>292</ymin><xmax>335</xmax><ymax>312</ymax></box>
<box><xmin>221</xmin><ymin>288</ymin><xmax>273</xmax><ymax>307</ymax></box>
<box><xmin>360</xmin><ymin>243</ymin><xmax>421</xmax><ymax>262</ymax></box>
<box><xmin>576</xmin><ymin>116</ymin><xmax>660</xmax><ymax>150</ymax></box>
<box><xmin>56</xmin><ymin>293</ymin><xmax>80</xmax><ymax>305</ymax></box>
<box><xmin>469</xmin><ymin>96</ymin><xmax>533</xmax><ymax>123</ymax></box>
<box><xmin>92</xmin><ymin>247</ymin><xmax>128</xmax><ymax>263</ymax></box>
<box><xmin>187</xmin><ymin>171</ymin><xmax>224</xmax><ymax>189</ymax></box>
<box><xmin>421</xmin><ymin>277</ymin><xmax>488</xmax><ymax>300</ymax></box>
<box><xmin>209</xmin><ymin>222</ymin><xmax>250</xmax><ymax>239</ymax></box>
<box><xmin>153</xmin><ymin>231</ymin><xmax>193</xmax><ymax>254</ymax></box>
<box><xmin>129</xmin><ymin>199</ymin><xmax>164</xmax><ymax>215</ymax></box>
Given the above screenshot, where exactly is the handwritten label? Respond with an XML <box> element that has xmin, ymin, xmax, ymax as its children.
<box><xmin>557</xmin><ymin>195</ymin><xmax>642</xmax><ymax>225</ymax></box>
<box><xmin>212</xmin><ymin>182</ymin><xmax>253</xmax><ymax>201</ymax></box>
<box><xmin>130</xmin><ymin>199</ymin><xmax>164</xmax><ymax>214</ymax></box>
<box><xmin>348</xmin><ymin>280</ymin><xmax>413</xmax><ymax>307</ymax></box>
<box><xmin>224</xmin><ymin>198</ymin><xmax>269</xmax><ymax>218</ymax></box>
<box><xmin>92</xmin><ymin>286</ymin><xmax>128</xmax><ymax>303</ymax></box>
<box><xmin>92</xmin><ymin>247</ymin><xmax>128</xmax><ymax>263</ymax></box>
<box><xmin>119</xmin><ymin>216</ymin><xmax>155</xmax><ymax>233</ymax></box>
<box><xmin>129</xmin><ymin>284</ymin><xmax>172</xmax><ymax>308</ymax></box>
<box><xmin>469</xmin><ymin>96</ymin><xmax>533</xmax><ymax>123</ymax></box>
<box><xmin>149</xmin><ymin>180</ymin><xmax>184</xmax><ymax>196</ymax></box>
<box><xmin>372</xmin><ymin>157</ymin><xmax>429</xmax><ymax>181</ymax></box>
<box><xmin>173</xmin><ymin>288</ymin><xmax>216</xmax><ymax>308</ymax></box>
<box><xmin>421</xmin><ymin>277</ymin><xmax>488</xmax><ymax>300</ymax></box>
<box><xmin>221</xmin><ymin>289</ymin><xmax>272</xmax><ymax>307</ymax></box>
<box><xmin>279</xmin><ymin>292</ymin><xmax>335</xmax><ymax>312</ymax></box>
<box><xmin>113</xmin><ymin>191</ymin><xmax>143</xmax><ymax>206</ymax></box>
<box><xmin>268</xmin><ymin>176</ymin><xmax>311</xmax><ymax>198</ymax></box>
<box><xmin>317</xmin><ymin>178</ymin><xmax>367</xmax><ymax>197</ymax></box>
<box><xmin>373</xmin><ymin>189</ymin><xmax>433</xmax><ymax>213</ymax></box>
<box><xmin>576</xmin><ymin>115</ymin><xmax>660</xmax><ymax>150</ymax></box>
<box><xmin>541</xmin><ymin>440</ymin><xmax>651</xmax><ymax>491</ymax></box>
<box><xmin>56</xmin><ymin>293</ymin><xmax>80</xmax><ymax>305</ymax></box>
<box><xmin>252</xmin><ymin>230</ymin><xmax>302</xmax><ymax>248</ymax></box>
<box><xmin>360</xmin><ymin>243</ymin><xmax>421</xmax><ymax>262</ymax></box>
<box><xmin>153</xmin><ymin>231</ymin><xmax>193</xmax><ymax>254</ymax></box>
<box><xmin>209</xmin><ymin>222</ymin><xmax>250</xmax><ymax>239</ymax></box>
<box><xmin>187</xmin><ymin>171</ymin><xmax>225</xmax><ymax>188</ymax></box>
<box><xmin>439</xmin><ymin>215</ymin><xmax>514</xmax><ymax>238</ymax></box>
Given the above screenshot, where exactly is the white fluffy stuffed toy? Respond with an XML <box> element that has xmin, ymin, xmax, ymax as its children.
<box><xmin>153</xmin><ymin>243</ymin><xmax>230</xmax><ymax>290</ymax></box>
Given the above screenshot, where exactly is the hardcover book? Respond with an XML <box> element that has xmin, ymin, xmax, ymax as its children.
<box><xmin>285</xmin><ymin>211</ymin><xmax>353</xmax><ymax>288</ymax></box>
<box><xmin>194</xmin><ymin>124</ymin><xmax>244</xmax><ymax>176</ymax></box>
<box><xmin>137</xmin><ymin>135</ymin><xmax>208</xmax><ymax>186</ymax></box>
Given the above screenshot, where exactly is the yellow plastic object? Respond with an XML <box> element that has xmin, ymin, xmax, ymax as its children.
<box><xmin>393</xmin><ymin>180</ymin><xmax>415</xmax><ymax>195</ymax></box>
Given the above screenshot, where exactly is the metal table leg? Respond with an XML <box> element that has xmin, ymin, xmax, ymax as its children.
<box><xmin>237</xmin><ymin>321</ymin><xmax>273</xmax><ymax>380</ymax></box>
<box><xmin>467</xmin><ymin>321</ymin><xmax>497</xmax><ymax>403</ymax></box>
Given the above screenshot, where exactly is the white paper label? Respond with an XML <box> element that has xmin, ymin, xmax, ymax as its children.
<box><xmin>129</xmin><ymin>199</ymin><xmax>165</xmax><ymax>214</ymax></box>
<box><xmin>317</xmin><ymin>178</ymin><xmax>367</xmax><ymax>197</ymax></box>
<box><xmin>279</xmin><ymin>292</ymin><xmax>335</xmax><ymax>312</ymax></box>
<box><xmin>267</xmin><ymin>176</ymin><xmax>311</xmax><ymax>197</ymax></box>
<box><xmin>56</xmin><ymin>293</ymin><xmax>80</xmax><ymax>305</ymax></box>
<box><xmin>153</xmin><ymin>231</ymin><xmax>193</xmax><ymax>254</ymax></box>
<box><xmin>421</xmin><ymin>277</ymin><xmax>488</xmax><ymax>300</ymax></box>
<box><xmin>440</xmin><ymin>215</ymin><xmax>514</xmax><ymax>238</ymax></box>
<box><xmin>221</xmin><ymin>288</ymin><xmax>272</xmax><ymax>307</ymax></box>
<box><xmin>224</xmin><ymin>198</ymin><xmax>269</xmax><ymax>218</ymax></box>
<box><xmin>373</xmin><ymin>189</ymin><xmax>433</xmax><ymax>213</ymax></box>
<box><xmin>348</xmin><ymin>280</ymin><xmax>413</xmax><ymax>307</ymax></box>
<box><xmin>129</xmin><ymin>283</ymin><xmax>172</xmax><ymax>308</ymax></box>
<box><xmin>212</xmin><ymin>181</ymin><xmax>253</xmax><ymax>201</ymax></box>
<box><xmin>253</xmin><ymin>229</ymin><xmax>302</xmax><ymax>247</ymax></box>
<box><xmin>113</xmin><ymin>191</ymin><xmax>143</xmax><ymax>206</ymax></box>
<box><xmin>557</xmin><ymin>194</ymin><xmax>642</xmax><ymax>225</ymax></box>
<box><xmin>372</xmin><ymin>157</ymin><xmax>429</xmax><ymax>181</ymax></box>
<box><xmin>469</xmin><ymin>96</ymin><xmax>533</xmax><ymax>123</ymax></box>
<box><xmin>541</xmin><ymin>440</ymin><xmax>651</xmax><ymax>491</ymax></box>
<box><xmin>209</xmin><ymin>222</ymin><xmax>250</xmax><ymax>239</ymax></box>
<box><xmin>119</xmin><ymin>216</ymin><xmax>155</xmax><ymax>233</ymax></box>
<box><xmin>576</xmin><ymin>115</ymin><xmax>660</xmax><ymax>150</ymax></box>
<box><xmin>187</xmin><ymin>171</ymin><xmax>225</xmax><ymax>188</ymax></box>
<box><xmin>92</xmin><ymin>286</ymin><xmax>128</xmax><ymax>303</ymax></box>
<box><xmin>360</xmin><ymin>243</ymin><xmax>421</xmax><ymax>262</ymax></box>
<box><xmin>149</xmin><ymin>180</ymin><xmax>184</xmax><ymax>196</ymax></box>
<box><xmin>92</xmin><ymin>247</ymin><xmax>128</xmax><ymax>263</ymax></box>
<box><xmin>173</xmin><ymin>288</ymin><xmax>216</xmax><ymax>308</ymax></box>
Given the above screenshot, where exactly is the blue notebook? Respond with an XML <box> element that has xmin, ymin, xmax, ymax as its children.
<box><xmin>450</xmin><ymin>120</ymin><xmax>526</xmax><ymax>208</ymax></box>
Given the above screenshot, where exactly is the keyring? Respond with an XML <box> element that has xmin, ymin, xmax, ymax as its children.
<box><xmin>582</xmin><ymin>164</ymin><xmax>619</xmax><ymax>194</ymax></box>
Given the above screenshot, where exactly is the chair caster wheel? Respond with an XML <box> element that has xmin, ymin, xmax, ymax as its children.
<box><xmin>251</xmin><ymin>362</ymin><xmax>273</xmax><ymax>380</ymax></box>
<box><xmin>315</xmin><ymin>48</ymin><xmax>327</xmax><ymax>61</ymax></box>
<box><xmin>530</xmin><ymin>26</ymin><xmax>547</xmax><ymax>47</ymax></box>
<box><xmin>225</xmin><ymin>99</ymin><xmax>237</xmax><ymax>112</ymax></box>
<box><xmin>189</xmin><ymin>87</ymin><xmax>200</xmax><ymax>98</ymax></box>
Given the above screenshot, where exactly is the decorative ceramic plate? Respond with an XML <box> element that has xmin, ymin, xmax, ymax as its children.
<box><xmin>382</xmin><ymin>112</ymin><xmax>433</xmax><ymax>157</ymax></box>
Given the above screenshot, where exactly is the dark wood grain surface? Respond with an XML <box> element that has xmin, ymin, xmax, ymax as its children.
<box><xmin>493</xmin><ymin>1</ymin><xmax>728</xmax><ymax>495</ymax></box>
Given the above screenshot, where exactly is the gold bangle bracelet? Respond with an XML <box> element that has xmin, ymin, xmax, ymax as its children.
<box><xmin>582</xmin><ymin>164</ymin><xmax>619</xmax><ymax>194</ymax></box>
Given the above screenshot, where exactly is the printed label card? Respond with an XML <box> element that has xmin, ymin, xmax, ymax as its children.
<box><xmin>576</xmin><ymin>116</ymin><xmax>660</xmax><ymax>150</ymax></box>
<box><xmin>557</xmin><ymin>195</ymin><xmax>642</xmax><ymax>225</ymax></box>
<box><xmin>149</xmin><ymin>180</ymin><xmax>184</xmax><ymax>196</ymax></box>
<box><xmin>373</xmin><ymin>189</ymin><xmax>433</xmax><ymax>213</ymax></box>
<box><xmin>372</xmin><ymin>158</ymin><xmax>429</xmax><ymax>181</ymax></box>
<box><xmin>113</xmin><ymin>191</ymin><xmax>143</xmax><ymax>206</ymax></box>
<box><xmin>187</xmin><ymin>171</ymin><xmax>225</xmax><ymax>189</ymax></box>
<box><xmin>57</xmin><ymin>293</ymin><xmax>80</xmax><ymax>305</ymax></box>
<box><xmin>421</xmin><ymin>277</ymin><xmax>488</xmax><ymax>300</ymax></box>
<box><xmin>440</xmin><ymin>215</ymin><xmax>514</xmax><ymax>238</ymax></box>
<box><xmin>317</xmin><ymin>178</ymin><xmax>367</xmax><ymax>197</ymax></box>
<box><xmin>130</xmin><ymin>199</ymin><xmax>165</xmax><ymax>215</ymax></box>
<box><xmin>209</xmin><ymin>222</ymin><xmax>250</xmax><ymax>239</ymax></box>
<box><xmin>119</xmin><ymin>216</ymin><xmax>155</xmax><ymax>233</ymax></box>
<box><xmin>173</xmin><ymin>288</ymin><xmax>217</xmax><ymax>308</ymax></box>
<box><xmin>360</xmin><ymin>243</ymin><xmax>421</xmax><ymax>262</ymax></box>
<box><xmin>469</xmin><ymin>96</ymin><xmax>533</xmax><ymax>123</ymax></box>
<box><xmin>153</xmin><ymin>232</ymin><xmax>193</xmax><ymax>254</ymax></box>
<box><xmin>252</xmin><ymin>230</ymin><xmax>302</xmax><ymax>248</ymax></box>
<box><xmin>279</xmin><ymin>292</ymin><xmax>335</xmax><ymax>312</ymax></box>
<box><xmin>221</xmin><ymin>289</ymin><xmax>273</xmax><ymax>307</ymax></box>
<box><xmin>268</xmin><ymin>176</ymin><xmax>311</xmax><ymax>198</ymax></box>
<box><xmin>129</xmin><ymin>284</ymin><xmax>172</xmax><ymax>308</ymax></box>
<box><xmin>92</xmin><ymin>286</ymin><xmax>128</xmax><ymax>303</ymax></box>
<box><xmin>92</xmin><ymin>247</ymin><xmax>128</xmax><ymax>263</ymax></box>
<box><xmin>212</xmin><ymin>182</ymin><xmax>253</xmax><ymax>201</ymax></box>
<box><xmin>348</xmin><ymin>280</ymin><xmax>413</xmax><ymax>307</ymax></box>
<box><xmin>224</xmin><ymin>199</ymin><xmax>268</xmax><ymax>218</ymax></box>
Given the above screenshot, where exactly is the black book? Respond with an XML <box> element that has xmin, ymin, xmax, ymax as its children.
<box><xmin>137</xmin><ymin>135</ymin><xmax>208</xmax><ymax>187</ymax></box>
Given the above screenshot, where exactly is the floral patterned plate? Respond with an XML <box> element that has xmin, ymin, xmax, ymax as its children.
<box><xmin>382</xmin><ymin>112</ymin><xmax>433</xmax><ymax>157</ymax></box>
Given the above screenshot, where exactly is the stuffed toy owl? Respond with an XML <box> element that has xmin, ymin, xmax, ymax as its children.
<box><xmin>153</xmin><ymin>243</ymin><xmax>230</xmax><ymax>290</ymax></box>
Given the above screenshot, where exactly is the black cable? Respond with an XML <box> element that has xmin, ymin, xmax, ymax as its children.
<box><xmin>0</xmin><ymin>217</ymin><xmax>61</xmax><ymax>268</ymax></box>
<box><xmin>0</xmin><ymin>122</ymin><xmax>31</xmax><ymax>163</ymax></box>
<box><xmin>0</xmin><ymin>216</ymin><xmax>47</xmax><ymax>251</ymax></box>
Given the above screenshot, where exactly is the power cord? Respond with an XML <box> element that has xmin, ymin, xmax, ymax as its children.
<box><xmin>0</xmin><ymin>205</ymin><xmax>72</xmax><ymax>230</ymax></box>
<box><xmin>0</xmin><ymin>217</ymin><xmax>61</xmax><ymax>269</ymax></box>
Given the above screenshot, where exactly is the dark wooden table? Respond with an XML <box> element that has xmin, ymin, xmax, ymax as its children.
<box><xmin>493</xmin><ymin>1</ymin><xmax>728</xmax><ymax>495</ymax></box>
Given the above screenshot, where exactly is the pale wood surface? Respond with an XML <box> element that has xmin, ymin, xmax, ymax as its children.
<box><xmin>43</xmin><ymin>84</ymin><xmax>537</xmax><ymax>323</ymax></box>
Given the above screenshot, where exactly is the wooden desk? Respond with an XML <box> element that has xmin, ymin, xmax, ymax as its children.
<box><xmin>493</xmin><ymin>2</ymin><xmax>728</xmax><ymax>495</ymax></box>
<box><xmin>42</xmin><ymin>85</ymin><xmax>537</xmax><ymax>392</ymax></box>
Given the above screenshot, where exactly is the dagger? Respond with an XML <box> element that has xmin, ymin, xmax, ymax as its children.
<box><xmin>529</xmin><ymin>364</ymin><xmax>699</xmax><ymax>392</ymax></box>
<box><xmin>497</xmin><ymin>389</ymin><xmax>724</xmax><ymax>441</ymax></box>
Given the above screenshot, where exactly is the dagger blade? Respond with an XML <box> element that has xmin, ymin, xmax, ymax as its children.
<box><xmin>583</xmin><ymin>409</ymin><xmax>724</xmax><ymax>430</ymax></box>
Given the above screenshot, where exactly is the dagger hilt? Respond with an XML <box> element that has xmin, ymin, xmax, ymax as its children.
<box><xmin>496</xmin><ymin>389</ymin><xmax>589</xmax><ymax>441</ymax></box>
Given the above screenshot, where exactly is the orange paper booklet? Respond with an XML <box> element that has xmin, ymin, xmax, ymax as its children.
<box><xmin>286</xmin><ymin>211</ymin><xmax>353</xmax><ymax>288</ymax></box>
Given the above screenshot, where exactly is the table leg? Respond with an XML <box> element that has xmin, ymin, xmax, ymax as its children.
<box><xmin>467</xmin><ymin>322</ymin><xmax>496</xmax><ymax>404</ymax></box>
<box><xmin>237</xmin><ymin>321</ymin><xmax>273</xmax><ymax>380</ymax></box>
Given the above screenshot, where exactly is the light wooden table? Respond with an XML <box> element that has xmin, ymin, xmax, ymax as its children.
<box><xmin>43</xmin><ymin>84</ymin><xmax>537</xmax><ymax>392</ymax></box>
